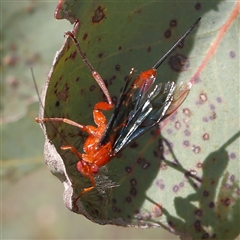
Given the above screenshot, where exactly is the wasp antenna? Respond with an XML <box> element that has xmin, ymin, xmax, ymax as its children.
<box><xmin>152</xmin><ymin>17</ymin><xmax>201</xmax><ymax>70</ymax></box>
<box><xmin>31</xmin><ymin>67</ymin><xmax>43</xmax><ymax>106</ymax></box>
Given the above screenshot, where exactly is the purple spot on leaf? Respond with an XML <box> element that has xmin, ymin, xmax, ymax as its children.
<box><xmin>183</xmin><ymin>140</ymin><xmax>190</xmax><ymax>147</ymax></box>
<box><xmin>229</xmin><ymin>51</ymin><xmax>236</xmax><ymax>58</ymax></box>
<box><xmin>216</xmin><ymin>97</ymin><xmax>222</xmax><ymax>103</ymax></box>
<box><xmin>175</xmin><ymin>121</ymin><xmax>181</xmax><ymax>129</ymax></box>
<box><xmin>229</xmin><ymin>152</ymin><xmax>236</xmax><ymax>159</ymax></box>
<box><xmin>173</xmin><ymin>185</ymin><xmax>179</xmax><ymax>193</ymax></box>
<box><xmin>167</xmin><ymin>129</ymin><xmax>172</xmax><ymax>134</ymax></box>
<box><xmin>203</xmin><ymin>117</ymin><xmax>208</xmax><ymax>122</ymax></box>
<box><xmin>184</xmin><ymin>129</ymin><xmax>191</xmax><ymax>136</ymax></box>
<box><xmin>192</xmin><ymin>145</ymin><xmax>201</xmax><ymax>154</ymax></box>
<box><xmin>229</xmin><ymin>175</ymin><xmax>235</xmax><ymax>182</ymax></box>
<box><xmin>194</xmin><ymin>77</ymin><xmax>201</xmax><ymax>84</ymax></box>
<box><xmin>210</xmin><ymin>104</ymin><xmax>215</xmax><ymax>110</ymax></box>
<box><xmin>179</xmin><ymin>182</ymin><xmax>184</xmax><ymax>187</ymax></box>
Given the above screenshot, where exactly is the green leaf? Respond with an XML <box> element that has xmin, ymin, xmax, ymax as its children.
<box><xmin>38</xmin><ymin>0</ymin><xmax>239</xmax><ymax>239</ymax></box>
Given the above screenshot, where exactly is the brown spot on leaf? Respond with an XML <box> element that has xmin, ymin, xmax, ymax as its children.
<box><xmin>199</xmin><ymin>92</ymin><xmax>208</xmax><ymax>103</ymax></box>
<box><xmin>90</xmin><ymin>85</ymin><xmax>96</xmax><ymax>92</ymax></box>
<box><xmin>129</xmin><ymin>141</ymin><xmax>138</xmax><ymax>148</ymax></box>
<box><xmin>142</xmin><ymin>162</ymin><xmax>150</xmax><ymax>169</ymax></box>
<box><xmin>209</xmin><ymin>111</ymin><xmax>216</xmax><ymax>120</ymax></box>
<box><xmin>56</xmin><ymin>84</ymin><xmax>69</xmax><ymax>101</ymax></box>
<box><xmin>70</xmin><ymin>51</ymin><xmax>77</xmax><ymax>59</ymax></box>
<box><xmin>195</xmin><ymin>209</ymin><xmax>203</xmax><ymax>217</ymax></box>
<box><xmin>168</xmin><ymin>54</ymin><xmax>190</xmax><ymax>72</ymax></box>
<box><xmin>202</xmin><ymin>233</ymin><xmax>209</xmax><ymax>239</ymax></box>
<box><xmin>189</xmin><ymin>169</ymin><xmax>197</xmax><ymax>176</ymax></box>
<box><xmin>175</xmin><ymin>121</ymin><xmax>181</xmax><ymax>129</ymax></box>
<box><xmin>164</xmin><ymin>29</ymin><xmax>171</xmax><ymax>38</ymax></box>
<box><xmin>209</xmin><ymin>202</ymin><xmax>215</xmax><ymax>208</ymax></box>
<box><xmin>183</xmin><ymin>108</ymin><xmax>192</xmax><ymax>117</ymax></box>
<box><xmin>130</xmin><ymin>178</ymin><xmax>137</xmax><ymax>186</ymax></box>
<box><xmin>222</xmin><ymin>198</ymin><xmax>232</xmax><ymax>206</ymax></box>
<box><xmin>194</xmin><ymin>220</ymin><xmax>202</xmax><ymax>232</ymax></box>
<box><xmin>3</xmin><ymin>54</ymin><xmax>19</xmax><ymax>66</ymax></box>
<box><xmin>55</xmin><ymin>101</ymin><xmax>60</xmax><ymax>107</ymax></box>
<box><xmin>125</xmin><ymin>166</ymin><xmax>132</xmax><ymax>173</ymax></box>
<box><xmin>83</xmin><ymin>33</ymin><xmax>88</xmax><ymax>40</ymax></box>
<box><xmin>137</xmin><ymin>157</ymin><xmax>143</xmax><ymax>164</ymax></box>
<box><xmin>195</xmin><ymin>2</ymin><xmax>201</xmax><ymax>10</ymax></box>
<box><xmin>130</xmin><ymin>187</ymin><xmax>137</xmax><ymax>196</ymax></box>
<box><xmin>92</xmin><ymin>6</ymin><xmax>106</xmax><ymax>24</ymax></box>
<box><xmin>115</xmin><ymin>64</ymin><xmax>121</xmax><ymax>71</ymax></box>
<box><xmin>152</xmin><ymin>203</ymin><xmax>163</xmax><ymax>218</ymax></box>
<box><xmin>108</xmin><ymin>75</ymin><xmax>116</xmax><ymax>85</ymax></box>
<box><xmin>196</xmin><ymin>162</ymin><xmax>203</xmax><ymax>168</ymax></box>
<box><xmin>6</xmin><ymin>75</ymin><xmax>19</xmax><ymax>89</ymax></box>
<box><xmin>192</xmin><ymin>145</ymin><xmax>201</xmax><ymax>154</ymax></box>
<box><xmin>173</xmin><ymin>185</ymin><xmax>179</xmax><ymax>193</ymax></box>
<box><xmin>183</xmin><ymin>140</ymin><xmax>190</xmax><ymax>147</ymax></box>
<box><xmin>202</xmin><ymin>133</ymin><xmax>209</xmax><ymax>141</ymax></box>
<box><xmin>178</xmin><ymin>41</ymin><xmax>184</xmax><ymax>49</ymax></box>
<box><xmin>170</xmin><ymin>19</ymin><xmax>177</xmax><ymax>27</ymax></box>
<box><xmin>135</xmin><ymin>8</ymin><xmax>142</xmax><ymax>14</ymax></box>
<box><xmin>203</xmin><ymin>190</ymin><xmax>209</xmax><ymax>197</ymax></box>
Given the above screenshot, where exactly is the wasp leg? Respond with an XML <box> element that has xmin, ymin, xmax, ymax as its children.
<box><xmin>73</xmin><ymin>176</ymin><xmax>96</xmax><ymax>211</ymax></box>
<box><xmin>92</xmin><ymin>102</ymin><xmax>114</xmax><ymax>127</ymax></box>
<box><xmin>65</xmin><ymin>30</ymin><xmax>113</xmax><ymax>106</ymax></box>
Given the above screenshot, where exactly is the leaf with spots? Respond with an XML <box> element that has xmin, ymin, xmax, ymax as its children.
<box><xmin>38</xmin><ymin>1</ymin><xmax>240</xmax><ymax>239</ymax></box>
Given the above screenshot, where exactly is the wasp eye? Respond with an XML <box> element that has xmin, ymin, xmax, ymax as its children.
<box><xmin>91</xmin><ymin>165</ymin><xmax>99</xmax><ymax>175</ymax></box>
<box><xmin>77</xmin><ymin>161</ymin><xmax>84</xmax><ymax>172</ymax></box>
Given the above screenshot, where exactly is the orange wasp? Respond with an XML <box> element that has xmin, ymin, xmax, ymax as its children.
<box><xmin>36</xmin><ymin>18</ymin><xmax>200</xmax><ymax>202</ymax></box>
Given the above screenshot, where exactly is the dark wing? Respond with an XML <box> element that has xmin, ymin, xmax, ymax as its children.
<box><xmin>99</xmin><ymin>68</ymin><xmax>191</xmax><ymax>154</ymax></box>
<box><xmin>99</xmin><ymin>68</ymin><xmax>155</xmax><ymax>147</ymax></box>
<box><xmin>112</xmin><ymin>81</ymin><xmax>191</xmax><ymax>154</ymax></box>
